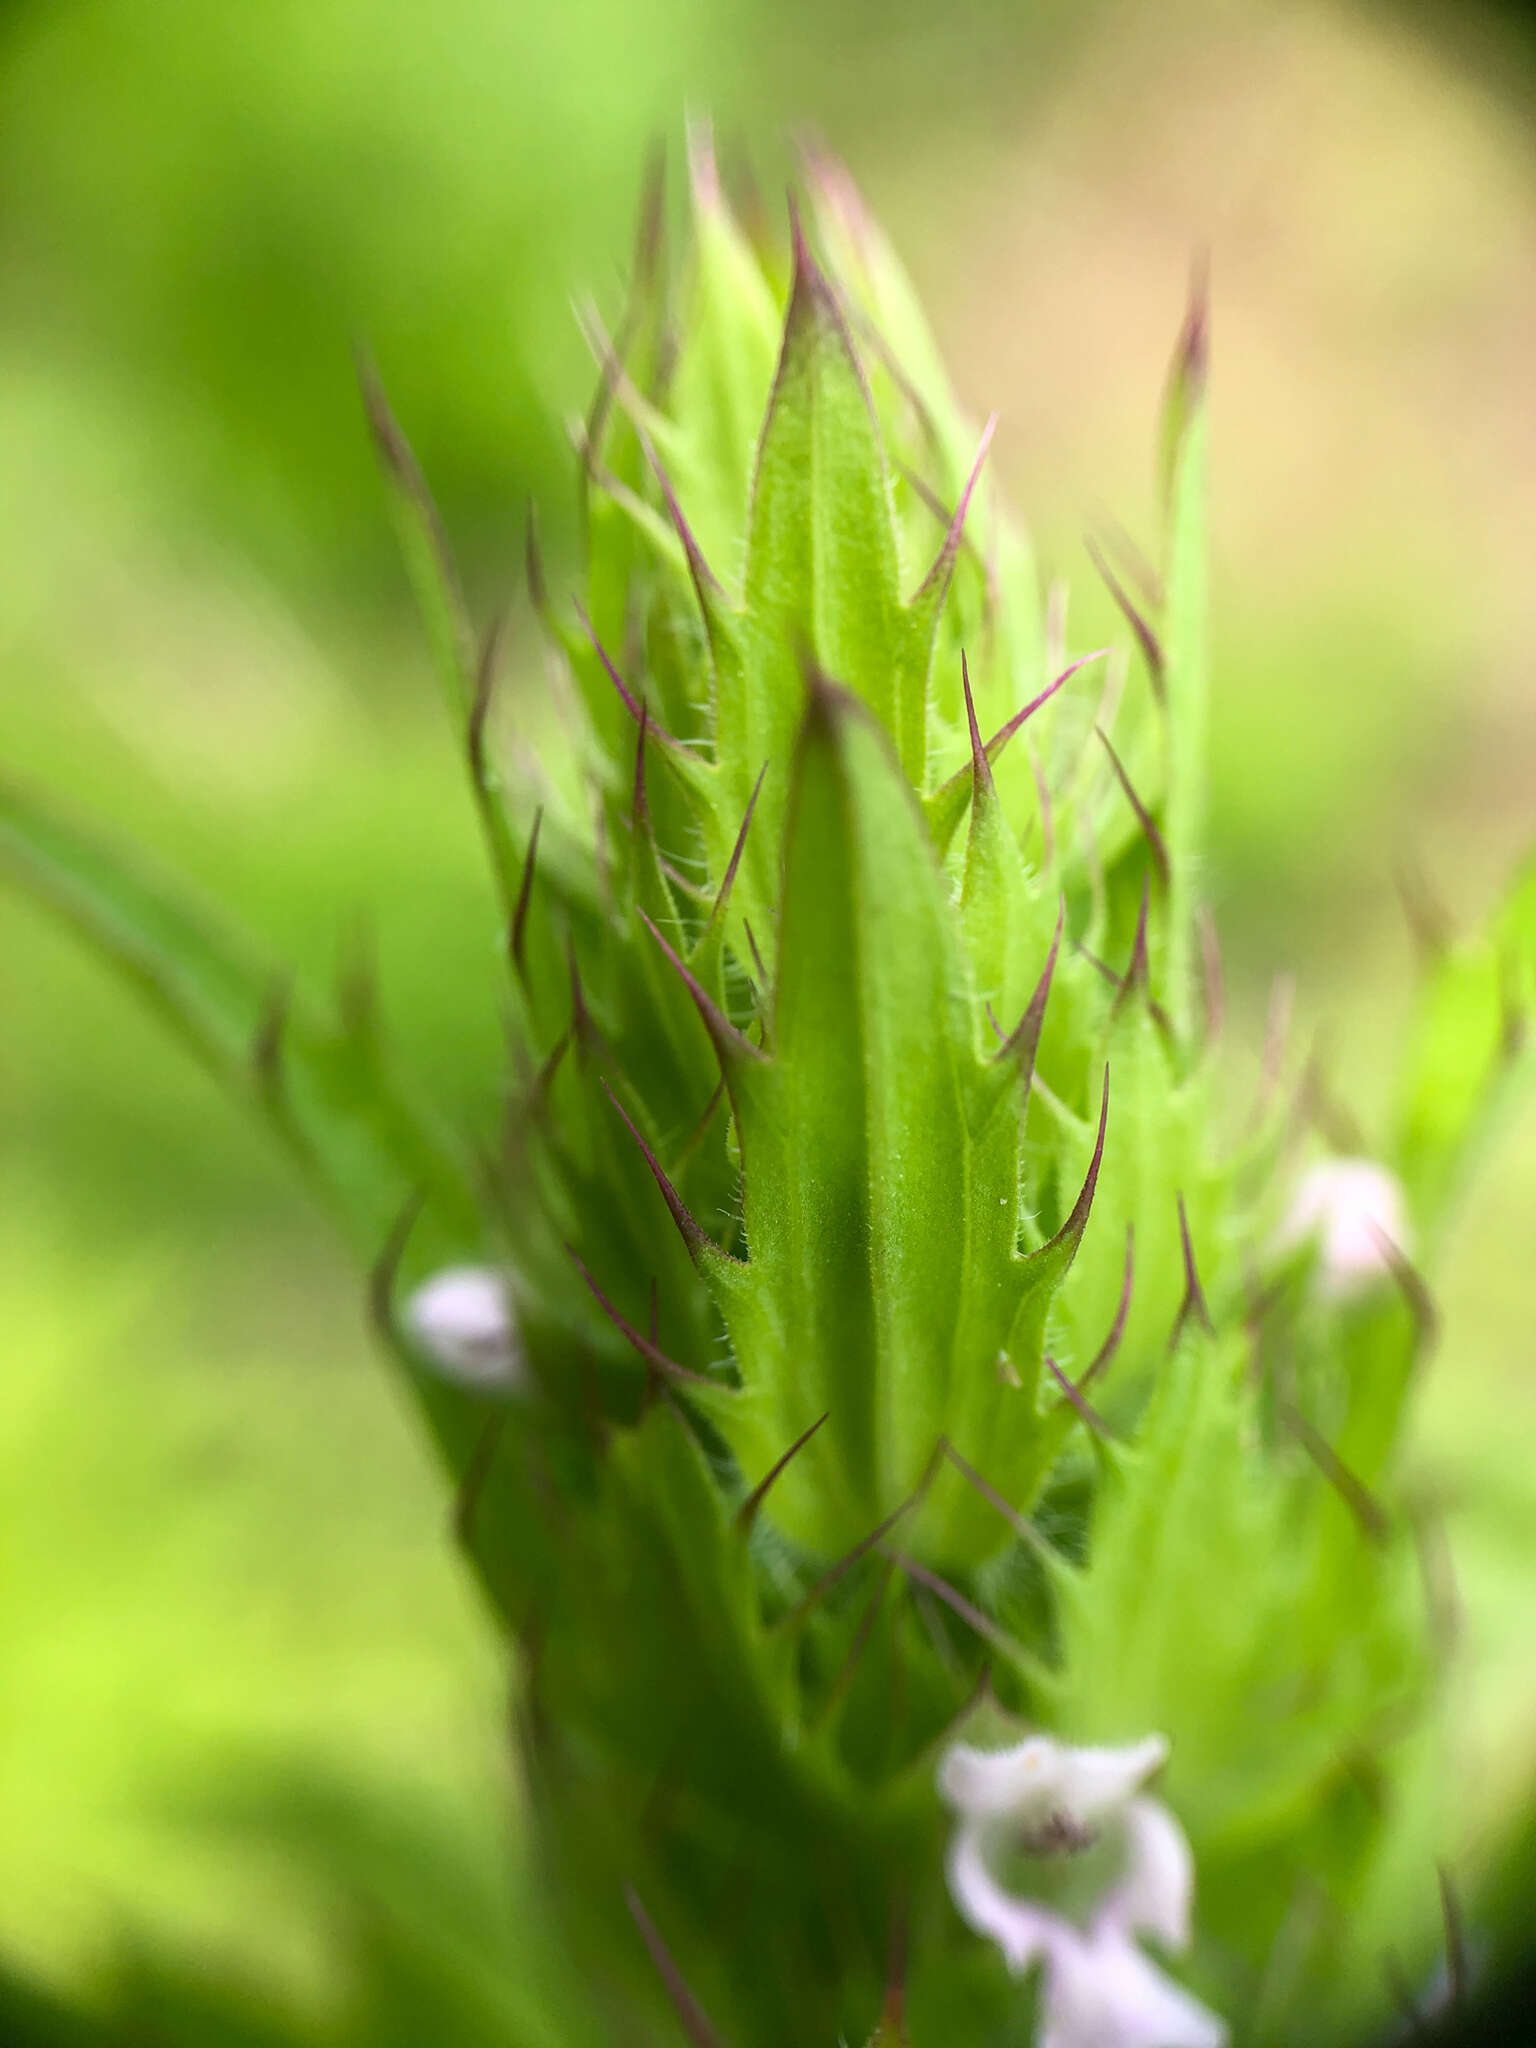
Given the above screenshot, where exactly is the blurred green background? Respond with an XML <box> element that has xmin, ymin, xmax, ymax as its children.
<box><xmin>3</xmin><ymin>0</ymin><xmax>1536</xmax><ymax>2036</ymax></box>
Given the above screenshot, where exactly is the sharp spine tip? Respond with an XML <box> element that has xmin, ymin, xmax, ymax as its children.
<box><xmin>1097</xmin><ymin>727</ymin><xmax>1169</xmax><ymax>888</ymax></box>
<box><xmin>509</xmin><ymin>807</ymin><xmax>544</xmax><ymax>980</ymax></box>
<box><xmin>1086</xmin><ymin>534</ymin><xmax>1165</xmax><ymax>701</ymax></box>
<box><xmin>253</xmin><ymin>973</ymin><xmax>292</xmax><ymax>1099</ymax></box>
<box><xmin>469</xmin><ymin>611</ymin><xmax>506</xmax><ymax>778</ymax></box>
<box><xmin>1112</xmin><ymin>876</ymin><xmax>1154</xmax><ymax>1019</ymax></box>
<box><xmin>984</xmin><ymin>649</ymin><xmax>1108</xmax><ymax>770</ymax></box>
<box><xmin>1030</xmin><ymin>1068</ymin><xmax>1110</xmax><ymax>1270</ymax></box>
<box><xmin>1181</xmin><ymin>251</ymin><xmax>1211</xmax><ymax>394</ymax></box>
<box><xmin>566</xmin><ymin>1245</ymin><xmax>717</xmax><ymax>1391</ymax></box>
<box><xmin>355</xmin><ymin>348</ymin><xmax>408</xmax><ymax>475</ymax></box>
<box><xmin>996</xmin><ymin>899</ymin><xmax>1065</xmax><ymax>1082</ymax></box>
<box><xmin>1173</xmin><ymin>1192</ymin><xmax>1213</xmax><ymax>1340</ymax></box>
<box><xmin>368</xmin><ymin>1190</ymin><xmax>425</xmax><ymax>1343</ymax></box>
<box><xmin>599</xmin><ymin>1075</ymin><xmax>724</xmax><ymax>1266</ymax></box>
<box><xmin>703</xmin><ymin>763</ymin><xmax>768</xmax><ymax>946</ymax></box>
<box><xmin>1080</xmin><ymin>1225</ymin><xmax>1135</xmax><ymax>1392</ymax></box>
<box><xmin>916</xmin><ymin>415</ymin><xmax>998</xmax><ymax>606</ymax></box>
<box><xmin>624</xmin><ymin>1888</ymin><xmax>723</xmax><ymax>2048</ymax></box>
<box><xmin>1044</xmin><ymin>1353</ymin><xmax>1111</xmax><ymax>1438</ymax></box>
<box><xmin>736</xmin><ymin>1410</ymin><xmax>830</xmax><ymax>1532</ymax></box>
<box><xmin>631</xmin><ymin>697</ymin><xmax>651</xmax><ymax>833</ymax></box>
<box><xmin>961</xmin><ymin>652</ymin><xmax>988</xmax><ymax>793</ymax></box>
<box><xmin>639</xmin><ymin>909</ymin><xmax>768</xmax><ymax>1070</ymax></box>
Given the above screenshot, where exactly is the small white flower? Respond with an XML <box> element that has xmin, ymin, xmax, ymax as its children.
<box><xmin>1280</xmin><ymin>1158</ymin><xmax>1409</xmax><ymax>1299</ymax></box>
<box><xmin>938</xmin><ymin>1732</ymin><xmax>1225</xmax><ymax>2048</ymax></box>
<box><xmin>403</xmin><ymin>1265</ymin><xmax>524</xmax><ymax>1392</ymax></box>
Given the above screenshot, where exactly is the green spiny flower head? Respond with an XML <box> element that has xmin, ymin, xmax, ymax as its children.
<box><xmin>362</xmin><ymin>128</ymin><xmax>1434</xmax><ymax>2039</ymax></box>
<box><xmin>9</xmin><ymin>123</ymin><xmax>1511</xmax><ymax>2047</ymax></box>
<box><xmin>460</xmin><ymin>129</ymin><xmax>1234</xmax><ymax>1577</ymax></box>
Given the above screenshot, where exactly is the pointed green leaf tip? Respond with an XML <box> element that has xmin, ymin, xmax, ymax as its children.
<box><xmin>660</xmin><ymin>117</ymin><xmax>783</xmax><ymax>574</ymax></box>
<box><xmin>1159</xmin><ymin>254</ymin><xmax>1209</xmax><ymax>515</ymax></box>
<box><xmin>741</xmin><ymin>211</ymin><xmax>925</xmax><ymax>783</ymax></box>
<box><xmin>694</xmin><ymin>680</ymin><xmax>1079</xmax><ymax>1563</ymax></box>
<box><xmin>0</xmin><ymin>777</ymin><xmax>479</xmax><ymax>1255</ymax></box>
<box><xmin>1159</xmin><ymin>262</ymin><xmax>1210</xmax><ymax>1039</ymax></box>
<box><xmin>357</xmin><ymin>353</ymin><xmax>475</xmax><ymax>723</ymax></box>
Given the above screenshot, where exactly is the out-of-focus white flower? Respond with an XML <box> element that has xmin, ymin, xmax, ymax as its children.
<box><xmin>938</xmin><ymin>1732</ymin><xmax>1225</xmax><ymax>2048</ymax></box>
<box><xmin>1280</xmin><ymin>1158</ymin><xmax>1410</xmax><ymax>1299</ymax></box>
<box><xmin>403</xmin><ymin>1265</ymin><xmax>524</xmax><ymax>1392</ymax></box>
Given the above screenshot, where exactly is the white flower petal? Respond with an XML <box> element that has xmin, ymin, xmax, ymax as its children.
<box><xmin>1050</xmin><ymin>1738</ymin><xmax>1172</xmax><ymax>1828</ymax></box>
<box><xmin>939</xmin><ymin>1734</ymin><xmax>1169</xmax><ymax>1832</ymax></box>
<box><xmin>1097</xmin><ymin>1798</ymin><xmax>1194</xmax><ymax>1954</ymax></box>
<box><xmin>1042</xmin><ymin>1924</ymin><xmax>1227</xmax><ymax>2048</ymax></box>
<box><xmin>945</xmin><ymin>1818</ymin><xmax>1058</xmax><ymax>1976</ymax></box>
<box><xmin>404</xmin><ymin>1265</ymin><xmax>524</xmax><ymax>1391</ymax></box>
<box><xmin>937</xmin><ymin>1728</ymin><xmax>1224</xmax><ymax>2045</ymax></box>
<box><xmin>1279</xmin><ymin>1158</ymin><xmax>1409</xmax><ymax>1299</ymax></box>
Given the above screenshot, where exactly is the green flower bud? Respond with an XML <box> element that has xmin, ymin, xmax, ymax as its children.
<box><xmin>8</xmin><ymin>129</ymin><xmax>1527</xmax><ymax>2046</ymax></box>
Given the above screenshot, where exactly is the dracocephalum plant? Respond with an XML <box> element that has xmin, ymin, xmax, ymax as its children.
<box><xmin>5</xmin><ymin>127</ymin><xmax>1533</xmax><ymax>2046</ymax></box>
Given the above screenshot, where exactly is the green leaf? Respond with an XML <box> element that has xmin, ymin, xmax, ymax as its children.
<box><xmin>661</xmin><ymin>138</ymin><xmax>783</xmax><ymax>579</ymax></box>
<box><xmin>803</xmin><ymin>149</ymin><xmax>972</xmax><ymax>485</ymax></box>
<box><xmin>1159</xmin><ymin>295</ymin><xmax>1210</xmax><ymax>1043</ymax></box>
<box><xmin>803</xmin><ymin>150</ymin><xmax>1026</xmax><ymax>638</ymax></box>
<box><xmin>1053</xmin><ymin>994</ymin><xmax>1225</xmax><ymax>1403</ymax></box>
<box><xmin>0</xmin><ymin>778</ymin><xmax>480</xmax><ymax>1256</ymax></box>
<box><xmin>702</xmin><ymin>685</ymin><xmax>1062</xmax><ymax>1564</ymax></box>
<box><xmin>1158</xmin><ymin>280</ymin><xmax>1209</xmax><ymax>517</ymax></box>
<box><xmin>363</xmin><ymin>365</ymin><xmax>550</xmax><ymax>975</ymax></box>
<box><xmin>1047</xmin><ymin>1321</ymin><xmax>1422</xmax><ymax>1855</ymax></box>
<box><xmin>740</xmin><ymin>231</ymin><xmax>917</xmax><ymax>781</ymax></box>
<box><xmin>958</xmin><ymin>670</ymin><xmax>1057</xmax><ymax>1043</ymax></box>
<box><xmin>360</xmin><ymin>358</ymin><xmax>476</xmax><ymax>727</ymax></box>
<box><xmin>532</xmin><ymin>1399</ymin><xmax>803</xmax><ymax>1816</ymax></box>
<box><xmin>616</xmin><ymin>719</ymin><xmax>720</xmax><ymax>1103</ymax></box>
<box><xmin>1394</xmin><ymin>850</ymin><xmax>1536</xmax><ymax>1242</ymax></box>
